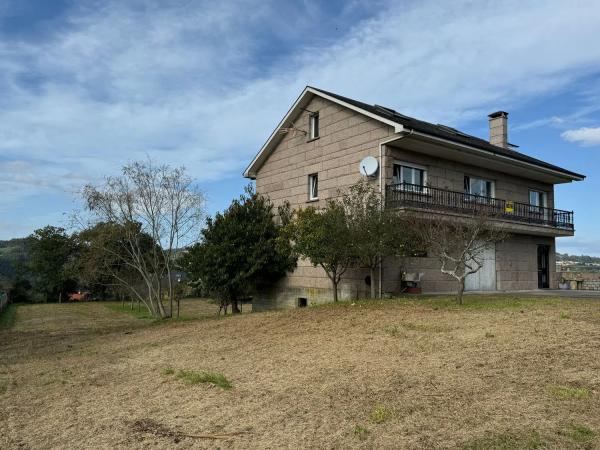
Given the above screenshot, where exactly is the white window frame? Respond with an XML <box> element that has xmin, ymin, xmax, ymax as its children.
<box><xmin>464</xmin><ymin>175</ymin><xmax>495</xmax><ymax>198</ymax></box>
<box><xmin>529</xmin><ymin>189</ymin><xmax>548</xmax><ymax>219</ymax></box>
<box><xmin>392</xmin><ymin>161</ymin><xmax>428</xmax><ymax>192</ymax></box>
<box><xmin>309</xmin><ymin>112</ymin><xmax>319</xmax><ymax>139</ymax></box>
<box><xmin>529</xmin><ymin>189</ymin><xmax>547</xmax><ymax>207</ymax></box>
<box><xmin>308</xmin><ymin>173</ymin><xmax>318</xmax><ymax>201</ymax></box>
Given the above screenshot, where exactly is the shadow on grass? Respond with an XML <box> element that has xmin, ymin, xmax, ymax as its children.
<box><xmin>0</xmin><ymin>304</ymin><xmax>18</xmax><ymax>330</ymax></box>
<box><xmin>310</xmin><ymin>295</ymin><xmax>553</xmax><ymax>313</ymax></box>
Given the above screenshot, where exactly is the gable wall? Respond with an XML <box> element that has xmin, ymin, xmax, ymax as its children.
<box><xmin>255</xmin><ymin>95</ymin><xmax>394</xmax><ymax>207</ymax></box>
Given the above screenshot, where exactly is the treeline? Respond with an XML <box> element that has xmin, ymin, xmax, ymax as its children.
<box><xmin>2</xmin><ymin>158</ymin><xmax>507</xmax><ymax>316</ymax></box>
<box><xmin>557</xmin><ymin>253</ymin><xmax>600</xmax><ymax>264</ymax></box>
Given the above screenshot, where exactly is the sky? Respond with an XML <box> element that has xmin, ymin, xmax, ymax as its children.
<box><xmin>0</xmin><ymin>0</ymin><xmax>599</xmax><ymax>255</ymax></box>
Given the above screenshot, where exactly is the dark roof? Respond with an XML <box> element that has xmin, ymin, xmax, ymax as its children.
<box><xmin>310</xmin><ymin>87</ymin><xmax>584</xmax><ymax>180</ymax></box>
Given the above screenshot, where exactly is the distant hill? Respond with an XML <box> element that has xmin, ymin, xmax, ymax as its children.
<box><xmin>556</xmin><ymin>253</ymin><xmax>600</xmax><ymax>263</ymax></box>
<box><xmin>557</xmin><ymin>252</ymin><xmax>600</xmax><ymax>273</ymax></box>
<box><xmin>0</xmin><ymin>238</ymin><xmax>30</xmax><ymax>286</ymax></box>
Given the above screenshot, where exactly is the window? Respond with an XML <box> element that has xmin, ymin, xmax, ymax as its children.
<box><xmin>309</xmin><ymin>112</ymin><xmax>319</xmax><ymax>139</ymax></box>
<box><xmin>464</xmin><ymin>176</ymin><xmax>493</xmax><ymax>198</ymax></box>
<box><xmin>393</xmin><ymin>163</ymin><xmax>426</xmax><ymax>192</ymax></box>
<box><xmin>308</xmin><ymin>173</ymin><xmax>318</xmax><ymax>200</ymax></box>
<box><xmin>529</xmin><ymin>189</ymin><xmax>547</xmax><ymax>217</ymax></box>
<box><xmin>529</xmin><ymin>190</ymin><xmax>546</xmax><ymax>207</ymax></box>
<box><xmin>297</xmin><ymin>298</ymin><xmax>308</xmax><ymax>308</ymax></box>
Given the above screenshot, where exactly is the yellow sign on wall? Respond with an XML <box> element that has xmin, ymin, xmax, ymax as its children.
<box><xmin>505</xmin><ymin>200</ymin><xmax>514</xmax><ymax>213</ymax></box>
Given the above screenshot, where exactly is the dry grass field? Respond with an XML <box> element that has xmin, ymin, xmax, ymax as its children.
<box><xmin>1</xmin><ymin>296</ymin><xmax>599</xmax><ymax>449</ymax></box>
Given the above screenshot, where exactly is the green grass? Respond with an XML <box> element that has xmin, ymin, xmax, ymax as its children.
<box><xmin>353</xmin><ymin>424</ymin><xmax>369</xmax><ymax>440</ymax></box>
<box><xmin>460</xmin><ymin>430</ymin><xmax>545</xmax><ymax>450</ymax></box>
<box><xmin>0</xmin><ymin>304</ymin><xmax>18</xmax><ymax>330</ymax></box>
<box><xmin>0</xmin><ymin>379</ymin><xmax>8</xmax><ymax>395</ymax></box>
<box><xmin>105</xmin><ymin>302</ymin><xmax>156</xmax><ymax>320</ymax></box>
<box><xmin>105</xmin><ymin>301</ymin><xmax>212</xmax><ymax>323</ymax></box>
<box><xmin>317</xmin><ymin>294</ymin><xmax>565</xmax><ymax>313</ymax></box>
<box><xmin>550</xmin><ymin>385</ymin><xmax>591</xmax><ymax>400</ymax></box>
<box><xmin>175</xmin><ymin>370</ymin><xmax>232</xmax><ymax>389</ymax></box>
<box><xmin>370</xmin><ymin>405</ymin><xmax>394</xmax><ymax>424</ymax></box>
<box><xmin>562</xmin><ymin>424</ymin><xmax>596</xmax><ymax>443</ymax></box>
<box><xmin>559</xmin><ymin>312</ymin><xmax>570</xmax><ymax>320</ymax></box>
<box><xmin>161</xmin><ymin>367</ymin><xmax>175</xmax><ymax>375</ymax></box>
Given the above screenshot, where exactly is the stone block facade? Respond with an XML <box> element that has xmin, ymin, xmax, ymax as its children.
<box><xmin>250</xmin><ymin>92</ymin><xmax>573</xmax><ymax>310</ymax></box>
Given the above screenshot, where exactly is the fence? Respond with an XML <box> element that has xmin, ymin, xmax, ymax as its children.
<box><xmin>386</xmin><ymin>182</ymin><xmax>574</xmax><ymax>230</ymax></box>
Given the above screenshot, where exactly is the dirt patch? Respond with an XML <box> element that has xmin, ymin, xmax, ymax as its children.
<box><xmin>1</xmin><ymin>296</ymin><xmax>599</xmax><ymax>449</ymax></box>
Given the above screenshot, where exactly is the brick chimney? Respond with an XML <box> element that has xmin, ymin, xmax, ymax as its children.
<box><xmin>488</xmin><ymin>111</ymin><xmax>508</xmax><ymax>148</ymax></box>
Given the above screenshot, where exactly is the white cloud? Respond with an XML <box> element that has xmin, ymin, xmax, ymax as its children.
<box><xmin>557</xmin><ymin>237</ymin><xmax>600</xmax><ymax>257</ymax></box>
<box><xmin>2</xmin><ymin>0</ymin><xmax>600</xmax><ymax>238</ymax></box>
<box><xmin>561</xmin><ymin>127</ymin><xmax>600</xmax><ymax>147</ymax></box>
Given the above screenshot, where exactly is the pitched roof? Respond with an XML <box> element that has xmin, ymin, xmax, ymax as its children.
<box><xmin>244</xmin><ymin>86</ymin><xmax>585</xmax><ymax>181</ymax></box>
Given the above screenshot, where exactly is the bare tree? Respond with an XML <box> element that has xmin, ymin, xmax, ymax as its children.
<box><xmin>81</xmin><ymin>159</ymin><xmax>204</xmax><ymax>318</ymax></box>
<box><xmin>414</xmin><ymin>210</ymin><xmax>507</xmax><ymax>304</ymax></box>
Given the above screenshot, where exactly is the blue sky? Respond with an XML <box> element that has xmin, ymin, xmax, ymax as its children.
<box><xmin>1</xmin><ymin>0</ymin><xmax>600</xmax><ymax>255</ymax></box>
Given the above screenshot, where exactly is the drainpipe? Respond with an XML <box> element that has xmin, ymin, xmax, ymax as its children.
<box><xmin>378</xmin><ymin>132</ymin><xmax>412</xmax><ymax>299</ymax></box>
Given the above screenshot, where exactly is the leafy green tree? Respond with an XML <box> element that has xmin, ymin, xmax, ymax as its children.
<box><xmin>8</xmin><ymin>276</ymin><xmax>32</xmax><ymax>303</ymax></box>
<box><xmin>183</xmin><ymin>187</ymin><xmax>296</xmax><ymax>314</ymax></box>
<box><xmin>73</xmin><ymin>222</ymin><xmax>154</xmax><ymax>303</ymax></box>
<box><xmin>27</xmin><ymin>226</ymin><xmax>77</xmax><ymax>302</ymax></box>
<box><xmin>288</xmin><ymin>200</ymin><xmax>354</xmax><ymax>302</ymax></box>
<box><xmin>340</xmin><ymin>179</ymin><xmax>412</xmax><ymax>298</ymax></box>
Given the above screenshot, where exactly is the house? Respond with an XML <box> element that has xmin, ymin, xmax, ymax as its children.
<box><xmin>244</xmin><ymin>87</ymin><xmax>585</xmax><ymax>310</ymax></box>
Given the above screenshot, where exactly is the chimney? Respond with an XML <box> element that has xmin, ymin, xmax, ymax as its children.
<box><xmin>488</xmin><ymin>111</ymin><xmax>508</xmax><ymax>148</ymax></box>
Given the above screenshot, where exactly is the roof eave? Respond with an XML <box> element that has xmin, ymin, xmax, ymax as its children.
<box><xmin>409</xmin><ymin>130</ymin><xmax>585</xmax><ymax>183</ymax></box>
<box><xmin>243</xmin><ymin>86</ymin><xmax>404</xmax><ymax>179</ymax></box>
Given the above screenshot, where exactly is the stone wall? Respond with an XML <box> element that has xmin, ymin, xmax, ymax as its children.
<box><xmin>559</xmin><ymin>272</ymin><xmax>600</xmax><ymax>290</ymax></box>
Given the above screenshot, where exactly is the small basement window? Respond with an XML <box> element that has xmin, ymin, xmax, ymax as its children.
<box><xmin>297</xmin><ymin>297</ymin><xmax>308</xmax><ymax>308</ymax></box>
<box><xmin>309</xmin><ymin>112</ymin><xmax>319</xmax><ymax>139</ymax></box>
<box><xmin>308</xmin><ymin>173</ymin><xmax>318</xmax><ymax>200</ymax></box>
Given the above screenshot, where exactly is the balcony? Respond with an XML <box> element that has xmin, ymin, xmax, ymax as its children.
<box><xmin>386</xmin><ymin>183</ymin><xmax>574</xmax><ymax>231</ymax></box>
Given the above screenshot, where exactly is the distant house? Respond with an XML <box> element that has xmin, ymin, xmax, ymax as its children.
<box><xmin>244</xmin><ymin>87</ymin><xmax>585</xmax><ymax>310</ymax></box>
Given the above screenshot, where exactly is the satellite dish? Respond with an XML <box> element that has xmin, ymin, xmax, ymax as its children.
<box><xmin>359</xmin><ymin>156</ymin><xmax>379</xmax><ymax>177</ymax></box>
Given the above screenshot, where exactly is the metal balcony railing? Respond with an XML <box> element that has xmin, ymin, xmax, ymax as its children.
<box><xmin>386</xmin><ymin>183</ymin><xmax>574</xmax><ymax>230</ymax></box>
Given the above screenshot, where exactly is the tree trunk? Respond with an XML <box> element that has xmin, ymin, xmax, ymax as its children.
<box><xmin>156</xmin><ymin>296</ymin><xmax>167</xmax><ymax>318</ymax></box>
<box><xmin>370</xmin><ymin>267</ymin><xmax>376</xmax><ymax>299</ymax></box>
<box><xmin>58</xmin><ymin>291</ymin><xmax>62</xmax><ymax>303</ymax></box>
<box><xmin>457</xmin><ymin>279</ymin><xmax>465</xmax><ymax>305</ymax></box>
<box><xmin>176</xmin><ymin>296</ymin><xmax>180</xmax><ymax>319</ymax></box>
<box><xmin>231</xmin><ymin>298</ymin><xmax>241</xmax><ymax>314</ymax></box>
<box><xmin>167</xmin><ymin>268</ymin><xmax>173</xmax><ymax>319</ymax></box>
<box><xmin>332</xmin><ymin>279</ymin><xmax>338</xmax><ymax>302</ymax></box>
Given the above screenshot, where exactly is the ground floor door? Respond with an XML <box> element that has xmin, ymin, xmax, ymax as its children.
<box><xmin>465</xmin><ymin>244</ymin><xmax>496</xmax><ymax>291</ymax></box>
<box><xmin>537</xmin><ymin>244</ymin><xmax>550</xmax><ymax>289</ymax></box>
